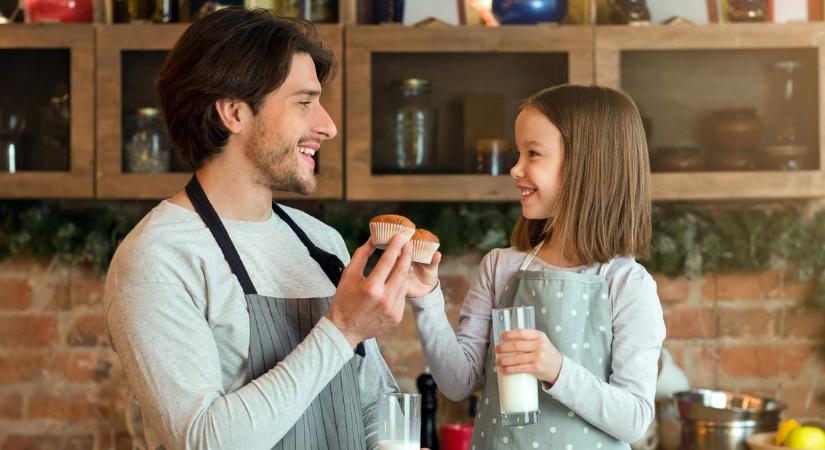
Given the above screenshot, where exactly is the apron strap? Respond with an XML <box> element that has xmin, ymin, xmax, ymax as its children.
<box><xmin>271</xmin><ymin>203</ymin><xmax>365</xmax><ymax>357</ymax></box>
<box><xmin>597</xmin><ymin>259</ymin><xmax>613</xmax><ymax>277</ymax></box>
<box><xmin>271</xmin><ymin>203</ymin><xmax>345</xmax><ymax>287</ymax></box>
<box><xmin>519</xmin><ymin>239</ymin><xmax>545</xmax><ymax>271</ymax></box>
<box><xmin>185</xmin><ymin>175</ymin><xmax>258</xmax><ymax>296</ymax></box>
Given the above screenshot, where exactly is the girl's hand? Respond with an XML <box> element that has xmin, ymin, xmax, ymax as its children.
<box><xmin>495</xmin><ymin>329</ymin><xmax>564</xmax><ymax>384</ymax></box>
<box><xmin>406</xmin><ymin>251</ymin><xmax>442</xmax><ymax>298</ymax></box>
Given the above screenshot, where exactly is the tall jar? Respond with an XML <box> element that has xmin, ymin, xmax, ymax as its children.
<box><xmin>379</xmin><ymin>78</ymin><xmax>437</xmax><ymax>173</ymax></box>
<box><xmin>123</xmin><ymin>107</ymin><xmax>171</xmax><ymax>173</ymax></box>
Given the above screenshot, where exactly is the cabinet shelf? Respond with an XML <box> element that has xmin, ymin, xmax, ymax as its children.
<box><xmin>0</xmin><ymin>24</ymin><xmax>94</xmax><ymax>198</ymax></box>
<box><xmin>595</xmin><ymin>23</ymin><xmax>825</xmax><ymax>200</ymax></box>
<box><xmin>345</xmin><ymin>25</ymin><xmax>594</xmax><ymax>201</ymax></box>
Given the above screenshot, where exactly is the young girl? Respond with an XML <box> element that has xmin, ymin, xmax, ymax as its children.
<box><xmin>407</xmin><ymin>84</ymin><xmax>666</xmax><ymax>449</ymax></box>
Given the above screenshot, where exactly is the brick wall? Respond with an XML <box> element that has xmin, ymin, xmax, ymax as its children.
<box><xmin>1</xmin><ymin>254</ymin><xmax>823</xmax><ymax>448</ymax></box>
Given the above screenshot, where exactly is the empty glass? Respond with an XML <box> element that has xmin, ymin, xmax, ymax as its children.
<box><xmin>492</xmin><ymin>305</ymin><xmax>540</xmax><ymax>426</ymax></box>
<box><xmin>378</xmin><ymin>393</ymin><xmax>421</xmax><ymax>450</ymax></box>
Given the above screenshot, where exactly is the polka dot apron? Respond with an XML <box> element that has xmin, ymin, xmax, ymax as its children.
<box><xmin>471</xmin><ymin>242</ymin><xmax>628</xmax><ymax>450</ymax></box>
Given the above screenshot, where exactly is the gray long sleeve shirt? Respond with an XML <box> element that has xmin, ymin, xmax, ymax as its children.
<box><xmin>408</xmin><ymin>247</ymin><xmax>666</xmax><ymax>443</ymax></box>
<box><xmin>103</xmin><ymin>200</ymin><xmax>398</xmax><ymax>450</ymax></box>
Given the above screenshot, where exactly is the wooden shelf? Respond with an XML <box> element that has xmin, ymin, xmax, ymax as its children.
<box><xmin>95</xmin><ymin>23</ymin><xmax>345</xmax><ymax>200</ymax></box>
<box><xmin>345</xmin><ymin>25</ymin><xmax>594</xmax><ymax>201</ymax></box>
<box><xmin>2</xmin><ymin>22</ymin><xmax>825</xmax><ymax>201</ymax></box>
<box><xmin>0</xmin><ymin>24</ymin><xmax>94</xmax><ymax>199</ymax></box>
<box><xmin>595</xmin><ymin>23</ymin><xmax>825</xmax><ymax>200</ymax></box>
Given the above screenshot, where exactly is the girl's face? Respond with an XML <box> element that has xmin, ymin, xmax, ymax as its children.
<box><xmin>510</xmin><ymin>106</ymin><xmax>565</xmax><ymax>220</ymax></box>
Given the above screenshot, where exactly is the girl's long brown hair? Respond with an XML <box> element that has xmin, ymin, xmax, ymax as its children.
<box><xmin>511</xmin><ymin>85</ymin><xmax>651</xmax><ymax>264</ymax></box>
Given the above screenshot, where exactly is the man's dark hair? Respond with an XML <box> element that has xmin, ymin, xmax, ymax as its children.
<box><xmin>157</xmin><ymin>7</ymin><xmax>335</xmax><ymax>169</ymax></box>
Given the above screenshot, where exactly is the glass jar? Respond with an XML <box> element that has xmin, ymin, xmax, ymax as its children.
<box><xmin>378</xmin><ymin>78</ymin><xmax>437</xmax><ymax>173</ymax></box>
<box><xmin>307</xmin><ymin>0</ymin><xmax>336</xmax><ymax>22</ymax></box>
<box><xmin>728</xmin><ymin>0</ymin><xmax>765</xmax><ymax>22</ymax></box>
<box><xmin>607</xmin><ymin>0</ymin><xmax>650</xmax><ymax>25</ymax></box>
<box><xmin>476</xmin><ymin>139</ymin><xmax>511</xmax><ymax>175</ymax></box>
<box><xmin>123</xmin><ymin>107</ymin><xmax>171</xmax><ymax>173</ymax></box>
<box><xmin>272</xmin><ymin>0</ymin><xmax>301</xmax><ymax>16</ymax></box>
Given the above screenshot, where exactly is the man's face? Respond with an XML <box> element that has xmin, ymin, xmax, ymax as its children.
<box><xmin>247</xmin><ymin>53</ymin><xmax>337</xmax><ymax>195</ymax></box>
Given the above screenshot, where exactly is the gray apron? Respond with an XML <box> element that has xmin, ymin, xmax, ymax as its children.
<box><xmin>186</xmin><ymin>176</ymin><xmax>367</xmax><ymax>450</ymax></box>
<box><xmin>472</xmin><ymin>242</ymin><xmax>628</xmax><ymax>450</ymax></box>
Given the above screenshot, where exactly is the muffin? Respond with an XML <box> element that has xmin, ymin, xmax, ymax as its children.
<box><xmin>410</xmin><ymin>228</ymin><xmax>440</xmax><ymax>264</ymax></box>
<box><xmin>369</xmin><ymin>214</ymin><xmax>416</xmax><ymax>250</ymax></box>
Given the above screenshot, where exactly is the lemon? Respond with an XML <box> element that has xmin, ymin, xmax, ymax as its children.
<box><xmin>777</xmin><ymin>419</ymin><xmax>801</xmax><ymax>445</ymax></box>
<box><xmin>784</xmin><ymin>426</ymin><xmax>825</xmax><ymax>449</ymax></box>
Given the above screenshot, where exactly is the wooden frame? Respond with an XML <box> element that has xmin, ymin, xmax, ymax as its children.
<box><xmin>596</xmin><ymin>23</ymin><xmax>825</xmax><ymax>200</ymax></box>
<box><xmin>95</xmin><ymin>24</ymin><xmax>344</xmax><ymax>199</ymax></box>
<box><xmin>345</xmin><ymin>25</ymin><xmax>595</xmax><ymax>201</ymax></box>
<box><xmin>0</xmin><ymin>25</ymin><xmax>94</xmax><ymax>198</ymax></box>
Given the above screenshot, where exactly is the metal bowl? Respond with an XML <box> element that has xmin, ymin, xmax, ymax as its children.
<box><xmin>675</xmin><ymin>389</ymin><xmax>786</xmax><ymax>450</ymax></box>
<box><xmin>675</xmin><ymin>389</ymin><xmax>785</xmax><ymax>423</ymax></box>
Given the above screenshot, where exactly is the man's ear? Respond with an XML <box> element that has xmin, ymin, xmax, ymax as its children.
<box><xmin>215</xmin><ymin>98</ymin><xmax>249</xmax><ymax>134</ymax></box>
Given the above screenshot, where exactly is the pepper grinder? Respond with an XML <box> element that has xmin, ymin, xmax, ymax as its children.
<box><xmin>417</xmin><ymin>366</ymin><xmax>439</xmax><ymax>450</ymax></box>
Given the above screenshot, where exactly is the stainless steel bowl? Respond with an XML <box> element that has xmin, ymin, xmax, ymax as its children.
<box><xmin>675</xmin><ymin>389</ymin><xmax>785</xmax><ymax>450</ymax></box>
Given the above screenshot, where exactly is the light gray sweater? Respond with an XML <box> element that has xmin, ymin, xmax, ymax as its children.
<box><xmin>103</xmin><ymin>200</ymin><xmax>398</xmax><ymax>450</ymax></box>
<box><xmin>409</xmin><ymin>247</ymin><xmax>666</xmax><ymax>443</ymax></box>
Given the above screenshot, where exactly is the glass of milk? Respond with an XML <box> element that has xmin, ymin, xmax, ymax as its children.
<box><xmin>378</xmin><ymin>393</ymin><xmax>421</xmax><ymax>450</ymax></box>
<box><xmin>492</xmin><ymin>305</ymin><xmax>540</xmax><ymax>426</ymax></box>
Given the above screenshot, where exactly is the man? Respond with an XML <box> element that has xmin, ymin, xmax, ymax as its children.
<box><xmin>104</xmin><ymin>7</ymin><xmax>413</xmax><ymax>449</ymax></box>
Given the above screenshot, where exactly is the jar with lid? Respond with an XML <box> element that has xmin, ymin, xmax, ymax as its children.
<box><xmin>377</xmin><ymin>78</ymin><xmax>437</xmax><ymax>173</ymax></box>
<box><xmin>123</xmin><ymin>107</ymin><xmax>171</xmax><ymax>173</ymax></box>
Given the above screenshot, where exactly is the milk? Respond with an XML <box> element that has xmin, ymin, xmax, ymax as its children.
<box><xmin>377</xmin><ymin>440</ymin><xmax>420</xmax><ymax>450</ymax></box>
<box><xmin>497</xmin><ymin>372</ymin><xmax>539</xmax><ymax>413</ymax></box>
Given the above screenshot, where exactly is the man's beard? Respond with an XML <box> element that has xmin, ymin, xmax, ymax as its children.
<box><xmin>247</xmin><ymin>120</ymin><xmax>316</xmax><ymax>195</ymax></box>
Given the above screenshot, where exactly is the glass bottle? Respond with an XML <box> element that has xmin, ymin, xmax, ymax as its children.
<box><xmin>127</xmin><ymin>0</ymin><xmax>153</xmax><ymax>22</ymax></box>
<box><xmin>123</xmin><ymin>107</ymin><xmax>171</xmax><ymax>173</ymax></box>
<box><xmin>152</xmin><ymin>0</ymin><xmax>178</xmax><ymax>22</ymax></box>
<box><xmin>378</xmin><ymin>78</ymin><xmax>437</xmax><ymax>173</ymax></box>
<box><xmin>272</xmin><ymin>0</ymin><xmax>301</xmax><ymax>16</ymax></box>
<box><xmin>0</xmin><ymin>110</ymin><xmax>26</xmax><ymax>173</ymax></box>
<box><xmin>761</xmin><ymin>60</ymin><xmax>809</xmax><ymax>170</ymax></box>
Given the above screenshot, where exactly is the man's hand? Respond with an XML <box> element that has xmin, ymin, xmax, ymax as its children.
<box><xmin>407</xmin><ymin>251</ymin><xmax>441</xmax><ymax>298</ymax></box>
<box><xmin>495</xmin><ymin>329</ymin><xmax>564</xmax><ymax>384</ymax></box>
<box><xmin>327</xmin><ymin>234</ymin><xmax>413</xmax><ymax>348</ymax></box>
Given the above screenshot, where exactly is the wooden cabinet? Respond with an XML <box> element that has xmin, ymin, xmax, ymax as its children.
<box><xmin>0</xmin><ymin>25</ymin><xmax>94</xmax><ymax>198</ymax></box>
<box><xmin>95</xmin><ymin>24</ymin><xmax>344</xmax><ymax>199</ymax></box>
<box><xmin>3</xmin><ymin>20</ymin><xmax>825</xmax><ymax>201</ymax></box>
<box><xmin>596</xmin><ymin>23</ymin><xmax>825</xmax><ymax>200</ymax></box>
<box><xmin>345</xmin><ymin>25</ymin><xmax>594</xmax><ymax>201</ymax></box>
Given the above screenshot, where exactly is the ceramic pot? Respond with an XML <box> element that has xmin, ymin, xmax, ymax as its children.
<box><xmin>708</xmin><ymin>108</ymin><xmax>763</xmax><ymax>152</ymax></box>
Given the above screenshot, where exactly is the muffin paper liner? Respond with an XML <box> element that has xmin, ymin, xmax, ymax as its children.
<box><xmin>412</xmin><ymin>240</ymin><xmax>440</xmax><ymax>264</ymax></box>
<box><xmin>369</xmin><ymin>222</ymin><xmax>415</xmax><ymax>249</ymax></box>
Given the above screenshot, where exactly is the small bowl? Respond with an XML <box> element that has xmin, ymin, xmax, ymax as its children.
<box><xmin>746</xmin><ymin>432</ymin><xmax>782</xmax><ymax>450</ymax></box>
